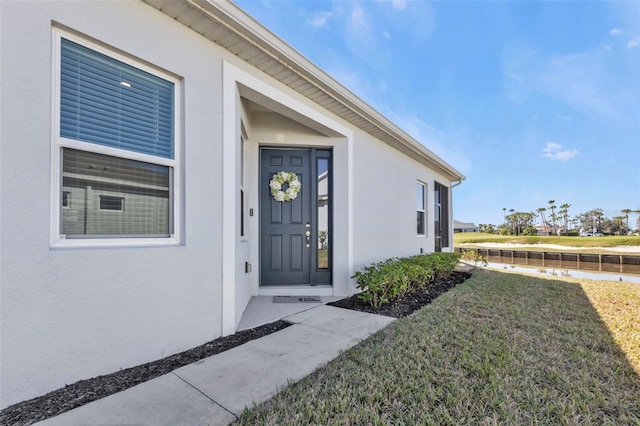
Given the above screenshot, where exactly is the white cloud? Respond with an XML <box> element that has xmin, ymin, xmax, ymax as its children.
<box><xmin>541</xmin><ymin>141</ymin><xmax>579</xmax><ymax>162</ymax></box>
<box><xmin>610</xmin><ymin>28</ymin><xmax>624</xmax><ymax>36</ymax></box>
<box><xmin>391</xmin><ymin>0</ymin><xmax>407</xmax><ymax>10</ymax></box>
<box><xmin>335</xmin><ymin>1</ymin><xmax>434</xmax><ymax>68</ymax></box>
<box><xmin>342</xmin><ymin>4</ymin><xmax>380</xmax><ymax>65</ymax></box>
<box><xmin>307</xmin><ymin>12</ymin><xmax>332</xmax><ymax>29</ymax></box>
<box><xmin>348</xmin><ymin>4</ymin><xmax>374</xmax><ymax>47</ymax></box>
<box><xmin>627</xmin><ymin>36</ymin><xmax>640</xmax><ymax>49</ymax></box>
<box><xmin>351</xmin><ymin>5</ymin><xmax>367</xmax><ymax>29</ymax></box>
<box><xmin>377</xmin><ymin>0</ymin><xmax>407</xmax><ymax>10</ymax></box>
<box><xmin>556</xmin><ymin>114</ymin><xmax>571</xmax><ymax>121</ymax></box>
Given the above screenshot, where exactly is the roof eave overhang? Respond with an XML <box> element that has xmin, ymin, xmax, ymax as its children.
<box><xmin>143</xmin><ymin>0</ymin><xmax>466</xmax><ymax>183</ymax></box>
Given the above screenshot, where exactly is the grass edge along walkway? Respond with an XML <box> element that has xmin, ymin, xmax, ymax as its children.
<box><xmin>236</xmin><ymin>269</ymin><xmax>640</xmax><ymax>425</ymax></box>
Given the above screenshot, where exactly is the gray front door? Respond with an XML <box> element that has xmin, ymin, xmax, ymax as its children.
<box><xmin>260</xmin><ymin>148</ymin><xmax>332</xmax><ymax>286</ymax></box>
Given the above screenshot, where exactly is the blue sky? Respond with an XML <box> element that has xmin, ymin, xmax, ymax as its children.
<box><xmin>235</xmin><ymin>0</ymin><xmax>640</xmax><ymax>226</ymax></box>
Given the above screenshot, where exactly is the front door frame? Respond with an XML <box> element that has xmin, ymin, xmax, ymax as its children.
<box><xmin>259</xmin><ymin>146</ymin><xmax>332</xmax><ymax>287</ymax></box>
<box><xmin>221</xmin><ymin>60</ymin><xmax>354</xmax><ymax>335</ymax></box>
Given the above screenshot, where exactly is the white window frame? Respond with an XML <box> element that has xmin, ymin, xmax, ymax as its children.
<box><xmin>417</xmin><ymin>181</ymin><xmax>427</xmax><ymax>237</ymax></box>
<box><xmin>50</xmin><ymin>28</ymin><xmax>181</xmax><ymax>248</ymax></box>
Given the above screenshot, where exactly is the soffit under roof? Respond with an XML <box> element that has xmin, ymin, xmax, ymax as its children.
<box><xmin>241</xmin><ymin>89</ymin><xmax>342</xmax><ymax>138</ymax></box>
<box><xmin>143</xmin><ymin>0</ymin><xmax>465</xmax><ymax>182</ymax></box>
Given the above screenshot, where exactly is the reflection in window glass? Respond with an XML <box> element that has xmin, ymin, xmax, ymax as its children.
<box><xmin>61</xmin><ymin>148</ymin><xmax>170</xmax><ymax>237</ymax></box>
<box><xmin>317</xmin><ymin>158</ymin><xmax>330</xmax><ymax>270</ymax></box>
<box><xmin>62</xmin><ymin>191</ymin><xmax>71</xmax><ymax>208</ymax></box>
<box><xmin>99</xmin><ymin>195</ymin><xmax>124</xmax><ymax>211</ymax></box>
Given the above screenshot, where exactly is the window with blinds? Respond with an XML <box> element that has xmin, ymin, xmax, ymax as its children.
<box><xmin>60</xmin><ymin>39</ymin><xmax>174</xmax><ymax>159</ymax></box>
<box><xmin>53</xmin><ymin>31</ymin><xmax>179</xmax><ymax>244</ymax></box>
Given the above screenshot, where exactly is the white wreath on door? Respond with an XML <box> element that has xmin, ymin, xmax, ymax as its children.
<box><xmin>269</xmin><ymin>171</ymin><xmax>301</xmax><ymax>202</ymax></box>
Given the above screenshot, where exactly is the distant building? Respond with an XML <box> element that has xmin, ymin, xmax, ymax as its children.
<box><xmin>454</xmin><ymin>220</ymin><xmax>478</xmax><ymax>233</ymax></box>
<box><xmin>535</xmin><ymin>221</ymin><xmax>561</xmax><ymax>236</ymax></box>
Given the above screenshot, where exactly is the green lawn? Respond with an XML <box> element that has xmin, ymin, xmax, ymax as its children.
<box><xmin>455</xmin><ymin>232</ymin><xmax>640</xmax><ymax>249</ymax></box>
<box><xmin>317</xmin><ymin>249</ymin><xmax>329</xmax><ymax>269</ymax></box>
<box><xmin>237</xmin><ymin>270</ymin><xmax>640</xmax><ymax>425</ymax></box>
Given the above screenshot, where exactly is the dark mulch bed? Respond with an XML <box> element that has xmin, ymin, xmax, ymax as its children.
<box><xmin>2</xmin><ymin>270</ymin><xmax>471</xmax><ymax>426</ymax></box>
<box><xmin>328</xmin><ymin>271</ymin><xmax>471</xmax><ymax>318</ymax></box>
<box><xmin>0</xmin><ymin>320</ymin><xmax>291</xmax><ymax>426</ymax></box>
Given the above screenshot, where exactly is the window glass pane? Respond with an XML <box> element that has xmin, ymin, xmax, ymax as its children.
<box><xmin>441</xmin><ymin>184</ymin><xmax>449</xmax><ymax>247</ymax></box>
<box><xmin>417</xmin><ymin>182</ymin><xmax>426</xmax><ymax>235</ymax></box>
<box><xmin>240</xmin><ymin>137</ymin><xmax>245</xmax><ymax>187</ymax></box>
<box><xmin>417</xmin><ymin>211</ymin><xmax>425</xmax><ymax>235</ymax></box>
<box><xmin>434</xmin><ymin>200</ymin><xmax>442</xmax><ymax>252</ymax></box>
<box><xmin>60</xmin><ymin>38</ymin><xmax>174</xmax><ymax>159</ymax></box>
<box><xmin>61</xmin><ymin>148</ymin><xmax>170</xmax><ymax>237</ymax></box>
<box><xmin>317</xmin><ymin>158</ymin><xmax>330</xmax><ymax>270</ymax></box>
<box><xmin>434</xmin><ymin>181</ymin><xmax>446</xmax><ymax>251</ymax></box>
<box><xmin>240</xmin><ymin>189</ymin><xmax>245</xmax><ymax>237</ymax></box>
<box><xmin>416</xmin><ymin>183</ymin><xmax>425</xmax><ymax>210</ymax></box>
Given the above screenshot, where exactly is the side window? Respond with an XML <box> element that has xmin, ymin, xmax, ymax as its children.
<box><xmin>440</xmin><ymin>183</ymin><xmax>449</xmax><ymax>247</ymax></box>
<box><xmin>53</xmin><ymin>32</ymin><xmax>180</xmax><ymax>245</ymax></box>
<box><xmin>434</xmin><ymin>181</ymin><xmax>449</xmax><ymax>251</ymax></box>
<box><xmin>417</xmin><ymin>182</ymin><xmax>427</xmax><ymax>236</ymax></box>
<box><xmin>240</xmin><ymin>135</ymin><xmax>245</xmax><ymax>237</ymax></box>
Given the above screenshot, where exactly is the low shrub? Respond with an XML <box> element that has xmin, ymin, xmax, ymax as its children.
<box><xmin>352</xmin><ymin>259</ymin><xmax>407</xmax><ymax>308</ymax></box>
<box><xmin>400</xmin><ymin>257</ymin><xmax>434</xmax><ymax>291</ymax></box>
<box><xmin>353</xmin><ymin>252</ymin><xmax>460</xmax><ymax>308</ymax></box>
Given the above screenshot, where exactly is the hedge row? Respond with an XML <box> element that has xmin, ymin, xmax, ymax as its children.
<box><xmin>352</xmin><ymin>252</ymin><xmax>460</xmax><ymax>308</ymax></box>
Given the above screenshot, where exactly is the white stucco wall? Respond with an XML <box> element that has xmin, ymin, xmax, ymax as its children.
<box><xmin>0</xmin><ymin>1</ymin><xmax>230</xmax><ymax>408</ymax></box>
<box><xmin>351</xmin><ymin>127</ymin><xmax>454</xmax><ymax>269</ymax></box>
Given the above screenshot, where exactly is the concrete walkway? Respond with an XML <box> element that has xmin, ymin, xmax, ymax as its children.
<box><xmin>36</xmin><ymin>305</ymin><xmax>395</xmax><ymax>425</ymax></box>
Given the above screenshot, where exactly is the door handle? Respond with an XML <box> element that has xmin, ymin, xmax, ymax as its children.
<box><xmin>305</xmin><ymin>230</ymin><xmax>311</xmax><ymax>247</ymax></box>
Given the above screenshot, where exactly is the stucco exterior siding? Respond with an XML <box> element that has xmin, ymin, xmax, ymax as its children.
<box><xmin>0</xmin><ymin>0</ymin><xmax>227</xmax><ymax>408</ymax></box>
<box><xmin>351</xmin><ymin>127</ymin><xmax>453</xmax><ymax>269</ymax></box>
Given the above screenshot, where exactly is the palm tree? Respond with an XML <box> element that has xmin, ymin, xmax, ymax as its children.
<box><xmin>536</xmin><ymin>207</ymin><xmax>547</xmax><ymax>234</ymax></box>
<box><xmin>509</xmin><ymin>209</ymin><xmax>515</xmax><ymax>234</ymax></box>
<box><xmin>547</xmin><ymin>200</ymin><xmax>557</xmax><ymax>232</ymax></box>
<box><xmin>621</xmin><ymin>208</ymin><xmax>632</xmax><ymax>233</ymax></box>
<box><xmin>588</xmin><ymin>208</ymin><xmax>604</xmax><ymax>232</ymax></box>
<box><xmin>502</xmin><ymin>207</ymin><xmax>507</xmax><ymax>226</ymax></box>
<box><xmin>559</xmin><ymin>203</ymin><xmax>571</xmax><ymax>233</ymax></box>
<box><xmin>613</xmin><ymin>216</ymin><xmax>625</xmax><ymax>234</ymax></box>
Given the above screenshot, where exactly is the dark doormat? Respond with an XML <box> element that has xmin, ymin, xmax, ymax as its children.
<box><xmin>273</xmin><ymin>296</ymin><xmax>322</xmax><ymax>303</ymax></box>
